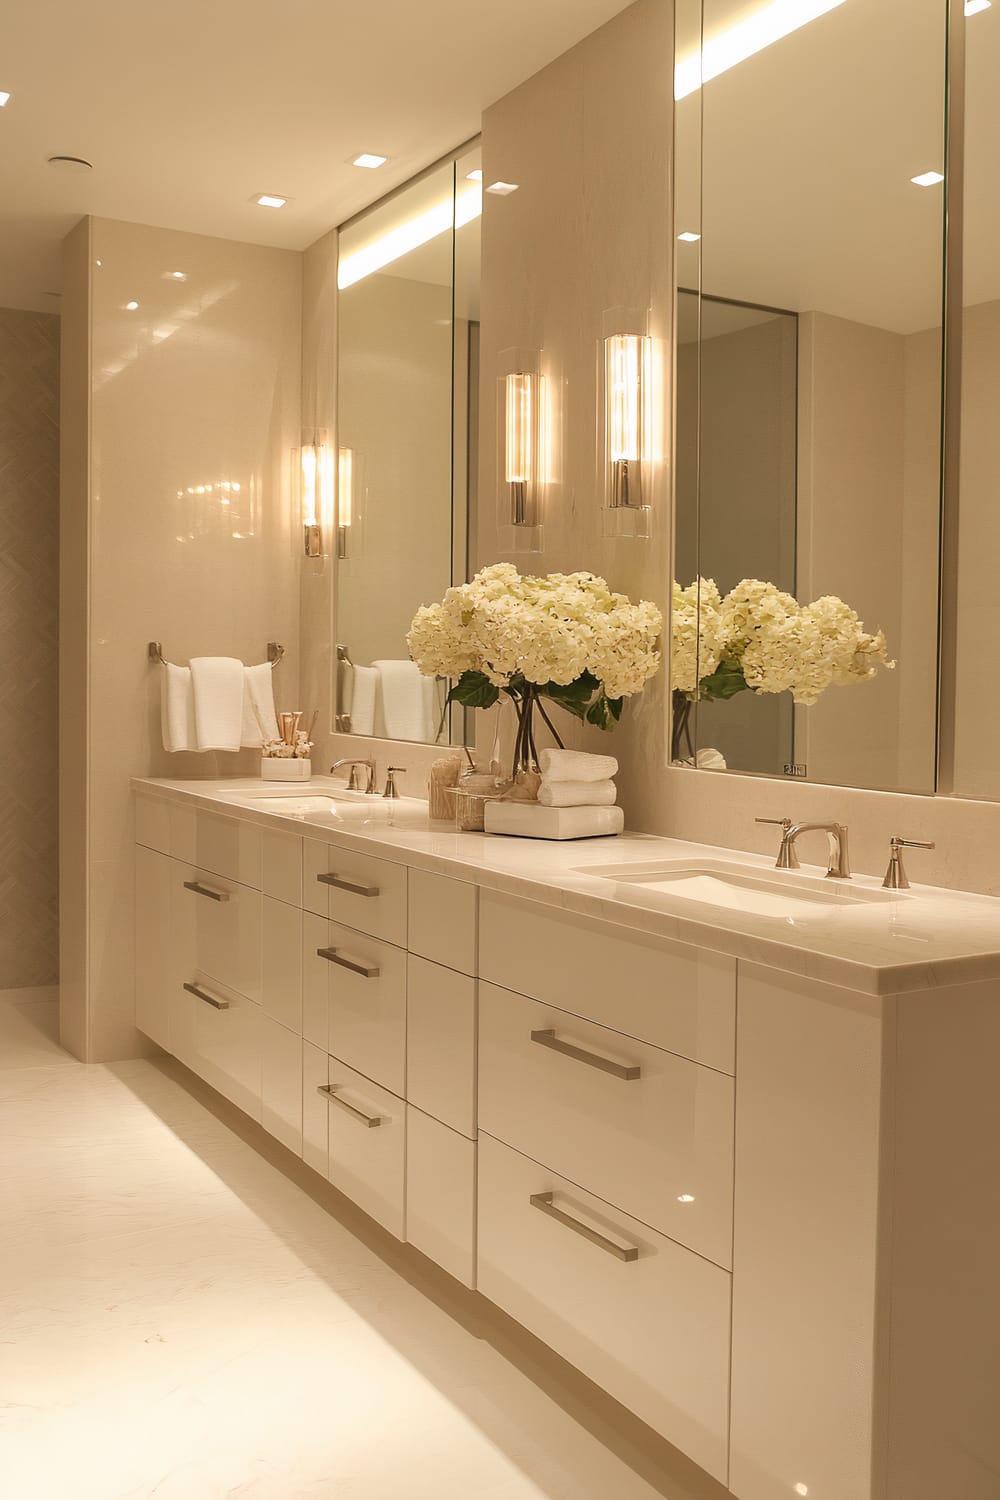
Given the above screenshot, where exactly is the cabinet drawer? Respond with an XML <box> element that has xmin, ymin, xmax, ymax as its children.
<box><xmin>262</xmin><ymin>828</ymin><xmax>302</xmax><ymax>907</ymax></box>
<box><xmin>170</xmin><ymin>807</ymin><xmax>261</xmax><ymax>888</ymax></box>
<box><xmin>479</xmin><ymin>889</ymin><xmax>735</xmax><ymax>1074</ymax></box>
<box><xmin>178</xmin><ymin>977</ymin><xmax>262</xmax><ymax>1121</ymax></box>
<box><xmin>318</xmin><ymin>1054</ymin><xmax>405</xmax><ymax>1239</ymax></box>
<box><xmin>406</xmin><ymin>955</ymin><xmax>476</xmax><ymax>1137</ymax></box>
<box><xmin>303</xmin><ymin>839</ymin><xmax>407</xmax><ymax>945</ymax></box>
<box><xmin>479</xmin><ymin>983</ymin><xmax>734</xmax><ymax>1268</ymax></box>
<box><xmin>407</xmin><ymin>1107</ymin><xmax>476</xmax><ymax>1288</ymax></box>
<box><xmin>261</xmin><ymin>896</ymin><xmax>302</xmax><ymax>1032</ymax></box>
<box><xmin>408</xmin><ymin>869</ymin><xmax>477</xmax><ymax>974</ymax></box>
<box><xmin>173</xmin><ymin>863</ymin><xmax>262</xmax><ymax>1005</ymax></box>
<box><xmin>477</xmin><ymin>1134</ymin><xmax>731</xmax><ymax>1482</ymax></box>
<box><xmin>260</xmin><ymin>1015</ymin><xmax>302</xmax><ymax>1156</ymax></box>
<box><xmin>302</xmin><ymin>914</ymin><xmax>405</xmax><ymax>1095</ymax></box>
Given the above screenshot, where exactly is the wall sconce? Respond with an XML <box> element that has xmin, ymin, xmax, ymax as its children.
<box><xmin>599</xmin><ymin>314</ymin><xmax>656</xmax><ymax>538</ymax></box>
<box><xmin>300</xmin><ymin>437</ymin><xmax>332</xmax><ymax>557</ymax></box>
<box><xmin>337</xmin><ymin>446</ymin><xmax>355</xmax><ymax>558</ymax></box>
<box><xmin>497</xmin><ymin>349</ymin><xmax>544</xmax><ymax>552</ymax></box>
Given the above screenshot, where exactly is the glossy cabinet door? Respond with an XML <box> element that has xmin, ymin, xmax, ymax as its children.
<box><xmin>302</xmin><ymin>918</ymin><xmax>406</xmax><ymax>1095</ymax></box>
<box><xmin>303</xmin><ymin>838</ymin><xmax>407</xmax><ymax>943</ymax></box>
<box><xmin>135</xmin><ymin>844</ymin><xmax>174</xmax><ymax>1050</ymax></box>
<box><xmin>406</xmin><ymin>1105</ymin><xmax>476</xmax><ymax>1287</ymax></box>
<box><xmin>261</xmin><ymin>895</ymin><xmax>302</xmax><ymax>1032</ymax></box>
<box><xmin>260</xmin><ymin>1014</ymin><xmax>303</xmax><ymax>1155</ymax></box>
<box><xmin>183</xmin><ymin>979</ymin><xmax>263</xmax><ymax>1121</ymax></box>
<box><xmin>172</xmin><ymin>863</ymin><xmax>262</xmax><ymax>1005</ymax></box>
<box><xmin>479</xmin><ymin>981</ymin><xmax>734</xmax><ymax>1268</ymax></box>
<box><xmin>321</xmin><ymin>1054</ymin><xmax>406</xmax><ymax>1239</ymax></box>
<box><xmin>478</xmin><ymin>1133</ymin><xmax>732</xmax><ymax>1483</ymax></box>
<box><xmin>407</xmin><ymin>869</ymin><xmax>477</xmax><ymax>974</ymax></box>
<box><xmin>406</xmin><ymin>954</ymin><xmax>476</xmax><ymax>1137</ymax></box>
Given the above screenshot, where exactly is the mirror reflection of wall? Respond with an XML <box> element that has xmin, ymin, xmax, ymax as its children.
<box><xmin>675</xmin><ymin>0</ymin><xmax>947</xmax><ymax>794</ymax></box>
<box><xmin>336</xmin><ymin>145</ymin><xmax>481</xmax><ymax>746</ymax></box>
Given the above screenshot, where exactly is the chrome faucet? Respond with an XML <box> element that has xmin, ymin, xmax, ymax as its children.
<box><xmin>330</xmin><ymin>756</ymin><xmax>376</xmax><ymax>793</ymax></box>
<box><xmin>786</xmin><ymin>822</ymin><xmax>851</xmax><ymax>879</ymax></box>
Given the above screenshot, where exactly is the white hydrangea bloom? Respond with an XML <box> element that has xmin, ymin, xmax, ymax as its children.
<box><xmin>670</xmin><ymin>578</ymin><xmax>726</xmax><ymax>695</ymax></box>
<box><xmin>407</xmin><ymin>563</ymin><xmax>662</xmax><ymax>700</ymax></box>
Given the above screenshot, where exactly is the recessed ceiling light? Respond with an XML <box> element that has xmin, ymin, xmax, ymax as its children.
<box><xmin>466</xmin><ymin>169</ymin><xmax>483</xmax><ymax>182</ymax></box>
<box><xmin>486</xmin><ymin>180</ymin><xmax>519</xmax><ymax>196</ymax></box>
<box><xmin>911</xmin><ymin>170</ymin><xmax>944</xmax><ymax>186</ymax></box>
<box><xmin>677</xmin><ymin>231</ymin><xmax>701</xmax><ymax>242</ymax></box>
<box><xmin>0</xmin><ymin>91</ymin><xmax>10</xmax><ymax>107</ymax></box>
<box><xmin>163</xmin><ymin>270</ymin><xmax>187</xmax><ymax>281</ymax></box>
<box><xmin>125</xmin><ymin>301</ymin><xmax>139</xmax><ymax>311</ymax></box>
<box><xmin>352</xmin><ymin>152</ymin><xmax>388</xmax><ymax>170</ymax></box>
<box><xmin>677</xmin><ymin>1193</ymin><xmax>696</xmax><ymax>1203</ymax></box>
<box><xmin>254</xmin><ymin>193</ymin><xmax>288</xmax><ymax>208</ymax></box>
<box><xmin>965</xmin><ymin>0</ymin><xmax>991</xmax><ymax>14</ymax></box>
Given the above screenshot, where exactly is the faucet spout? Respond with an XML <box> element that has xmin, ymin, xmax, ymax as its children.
<box><xmin>782</xmin><ymin>822</ymin><xmax>851</xmax><ymax>880</ymax></box>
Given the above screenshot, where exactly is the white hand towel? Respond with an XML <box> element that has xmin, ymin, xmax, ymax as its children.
<box><xmin>350</xmin><ymin>664</ymin><xmax>378</xmax><ymax>736</ymax></box>
<box><xmin>241</xmin><ymin>663</ymin><xmax>279</xmax><ymax>746</ymax></box>
<box><xmin>161</xmin><ymin>663</ymin><xmax>195</xmax><ymax>752</ymax></box>
<box><xmin>538</xmin><ymin>779</ymin><xmax>617</xmax><ymax>808</ymax></box>
<box><xmin>190</xmin><ymin>656</ymin><xmax>245</xmax><ymax>752</ymax></box>
<box><xmin>537</xmin><ymin>748</ymin><xmax>619</xmax><ymax>783</ymax></box>
<box><xmin>374</xmin><ymin>659</ymin><xmax>435</xmax><ymax>742</ymax></box>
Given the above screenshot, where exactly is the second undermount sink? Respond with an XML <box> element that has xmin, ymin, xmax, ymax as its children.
<box><xmin>578</xmin><ymin>859</ymin><xmax>903</xmax><ymax>921</ymax></box>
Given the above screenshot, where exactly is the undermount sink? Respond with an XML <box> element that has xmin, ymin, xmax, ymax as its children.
<box><xmin>578</xmin><ymin>859</ymin><xmax>903</xmax><ymax>921</ymax></box>
<box><xmin>223</xmin><ymin>788</ymin><xmax>393</xmax><ymax>823</ymax></box>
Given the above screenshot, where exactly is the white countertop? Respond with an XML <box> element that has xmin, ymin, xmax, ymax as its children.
<box><xmin>132</xmin><ymin>775</ymin><xmax>1000</xmax><ymax>997</ymax></box>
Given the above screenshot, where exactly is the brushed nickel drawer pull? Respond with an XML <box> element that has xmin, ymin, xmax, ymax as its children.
<box><xmin>530</xmin><ymin>1028</ymin><xmax>641</xmax><ymax>1080</ymax></box>
<box><xmin>183</xmin><ymin>981</ymin><xmax>230</xmax><ymax>1011</ymax></box>
<box><xmin>530</xmin><ymin>1191</ymin><xmax>638</xmax><ymax>1262</ymax></box>
<box><xmin>316</xmin><ymin>1083</ymin><xmax>383</xmax><ymax>1128</ymax></box>
<box><xmin>316</xmin><ymin>946</ymin><xmax>380</xmax><ymax>979</ymax></box>
<box><xmin>317</xmin><ymin>871</ymin><xmax>380</xmax><ymax>898</ymax></box>
<box><xmin>183</xmin><ymin>879</ymin><xmax>230</xmax><ymax>903</ymax></box>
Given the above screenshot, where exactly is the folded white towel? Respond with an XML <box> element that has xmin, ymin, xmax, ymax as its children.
<box><xmin>349</xmin><ymin>664</ymin><xmax>378</xmax><ymax>736</ymax></box>
<box><xmin>537</xmin><ymin>748</ymin><xmax>619</xmax><ymax>783</ymax></box>
<box><xmin>374</xmin><ymin>659</ymin><xmax>435</xmax><ymax>742</ymax></box>
<box><xmin>190</xmin><ymin>656</ymin><xmax>245</xmax><ymax>752</ymax></box>
<box><xmin>538</xmin><ymin>779</ymin><xmax>617</xmax><ymax>808</ymax></box>
<box><xmin>161</xmin><ymin>663</ymin><xmax>195</xmax><ymax>752</ymax></box>
<box><xmin>241</xmin><ymin>663</ymin><xmax>279</xmax><ymax>747</ymax></box>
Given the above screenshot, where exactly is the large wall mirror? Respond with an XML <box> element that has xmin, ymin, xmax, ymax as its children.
<box><xmin>674</xmin><ymin>0</ymin><xmax>948</xmax><ymax>794</ymax></box>
<box><xmin>335</xmin><ymin>142</ymin><xmax>481</xmax><ymax>746</ymax></box>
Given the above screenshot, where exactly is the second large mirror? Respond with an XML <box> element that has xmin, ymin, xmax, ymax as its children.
<box><xmin>674</xmin><ymin>0</ymin><xmax>947</xmax><ymax>794</ymax></box>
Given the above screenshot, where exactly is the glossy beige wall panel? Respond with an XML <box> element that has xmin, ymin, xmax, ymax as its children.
<box><xmin>301</xmin><ymin>228</ymin><xmax>337</xmax><ymax>775</ymax></box>
<box><xmin>85</xmin><ymin>217</ymin><xmax>301</xmax><ymax>1059</ymax></box>
<box><xmin>730</xmin><ymin>963</ymin><xmax>884</xmax><ymax>1500</ymax></box>
<box><xmin>58</xmin><ymin>217</ymin><xmax>91</xmax><ymax>1059</ymax></box>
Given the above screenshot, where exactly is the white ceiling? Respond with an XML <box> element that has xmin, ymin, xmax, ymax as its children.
<box><xmin>0</xmin><ymin>0</ymin><xmax>632</xmax><ymax>313</ymax></box>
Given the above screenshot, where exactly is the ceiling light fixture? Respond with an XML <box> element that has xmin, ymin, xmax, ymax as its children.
<box><xmin>254</xmin><ymin>193</ymin><xmax>288</xmax><ymax>208</ymax></box>
<box><xmin>965</xmin><ymin>0</ymin><xmax>991</xmax><ymax>14</ymax></box>
<box><xmin>466</xmin><ymin>169</ymin><xmax>483</xmax><ymax>182</ymax></box>
<box><xmin>352</xmin><ymin>152</ymin><xmax>388</xmax><ymax>169</ymax></box>
<box><xmin>675</xmin><ymin>0</ymin><xmax>847</xmax><ymax>100</ymax></box>
<box><xmin>486</xmin><ymin>180</ymin><xmax>519</xmax><ymax>196</ymax></box>
<box><xmin>911</xmin><ymin>170</ymin><xmax>944</xmax><ymax>186</ymax></box>
<box><xmin>0</xmin><ymin>91</ymin><xmax>10</xmax><ymax>107</ymax></box>
<box><xmin>677</xmin><ymin>231</ymin><xmax>701</xmax><ymax>242</ymax></box>
<box><xmin>125</xmin><ymin>301</ymin><xmax>139</xmax><ymax>311</ymax></box>
<box><xmin>164</xmin><ymin>270</ymin><xmax>187</xmax><ymax>281</ymax></box>
<box><xmin>338</xmin><ymin>179</ymin><xmax>482</xmax><ymax>289</ymax></box>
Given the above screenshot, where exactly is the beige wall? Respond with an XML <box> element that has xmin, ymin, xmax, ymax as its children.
<box><xmin>61</xmin><ymin>217</ymin><xmax>302</xmax><ymax>1060</ymax></box>
<box><xmin>0</xmin><ymin>306</ymin><xmax>60</xmax><ymax>990</ymax></box>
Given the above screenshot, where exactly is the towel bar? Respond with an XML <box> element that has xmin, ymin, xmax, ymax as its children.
<box><xmin>148</xmin><ymin>641</ymin><xmax>284</xmax><ymax>669</ymax></box>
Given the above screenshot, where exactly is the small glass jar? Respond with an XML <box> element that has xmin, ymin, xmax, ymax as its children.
<box><xmin>450</xmin><ymin>769</ymin><xmax>502</xmax><ymax>831</ymax></box>
<box><xmin>428</xmin><ymin>754</ymin><xmax>463</xmax><ymax>819</ymax></box>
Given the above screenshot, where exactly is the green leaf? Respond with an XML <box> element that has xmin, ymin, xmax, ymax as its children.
<box><xmin>585</xmin><ymin>693</ymin><xmax>624</xmax><ymax>731</ymax></box>
<box><xmin>446</xmin><ymin>670</ymin><xmax>500</xmax><ymax>709</ymax></box>
<box><xmin>538</xmin><ymin>673</ymin><xmax>598</xmax><ymax>721</ymax></box>
<box><xmin>698</xmin><ymin>659</ymin><xmax>748</xmax><ymax>702</ymax></box>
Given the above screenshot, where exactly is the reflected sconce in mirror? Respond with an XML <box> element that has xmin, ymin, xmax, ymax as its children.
<box><xmin>498</xmin><ymin>348</ymin><xmax>544</xmax><ymax>552</ymax></box>
<box><xmin>337</xmin><ymin>445</ymin><xmax>355</xmax><ymax>558</ymax></box>
<box><xmin>599</xmin><ymin>313</ymin><xmax>656</xmax><ymax>538</ymax></box>
<box><xmin>300</xmin><ymin>435</ymin><xmax>333</xmax><ymax>557</ymax></box>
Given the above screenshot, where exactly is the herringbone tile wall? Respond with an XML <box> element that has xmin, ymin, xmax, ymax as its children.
<box><xmin>0</xmin><ymin>307</ymin><xmax>59</xmax><ymax>988</ymax></box>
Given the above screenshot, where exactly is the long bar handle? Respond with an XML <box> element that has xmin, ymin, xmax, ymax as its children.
<box><xmin>183</xmin><ymin>981</ymin><xmax>230</xmax><ymax>1011</ymax></box>
<box><xmin>317</xmin><ymin>871</ymin><xmax>380</xmax><ymax>898</ymax></box>
<box><xmin>317</xmin><ymin>946</ymin><xmax>380</xmax><ymax>979</ymax></box>
<box><xmin>530</xmin><ymin>1028</ymin><xmax>640</xmax><ymax>1081</ymax></box>
<box><xmin>316</xmin><ymin>1083</ymin><xmax>382</xmax><ymax>1128</ymax></box>
<box><xmin>183</xmin><ymin>880</ymin><xmax>230</xmax><ymax>903</ymax></box>
<box><xmin>529</xmin><ymin>1191</ymin><xmax>638</xmax><ymax>1262</ymax></box>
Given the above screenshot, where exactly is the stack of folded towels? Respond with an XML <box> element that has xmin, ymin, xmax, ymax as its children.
<box><xmin>537</xmin><ymin>748</ymin><xmax>618</xmax><ymax>807</ymax></box>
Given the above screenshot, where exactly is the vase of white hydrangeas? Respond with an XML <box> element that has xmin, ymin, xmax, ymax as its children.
<box><xmin>670</xmin><ymin>577</ymin><xmax>895</xmax><ymax>762</ymax></box>
<box><xmin>408</xmin><ymin>564</ymin><xmax>663</xmax><ymax>793</ymax></box>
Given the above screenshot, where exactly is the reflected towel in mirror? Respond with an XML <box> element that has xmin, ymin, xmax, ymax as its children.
<box><xmin>344</xmin><ymin>663</ymin><xmax>377</xmax><ymax>736</ymax></box>
<box><xmin>373</xmin><ymin>659</ymin><xmax>436</xmax><ymax>742</ymax></box>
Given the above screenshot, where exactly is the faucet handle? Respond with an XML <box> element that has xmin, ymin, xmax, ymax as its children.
<box><xmin>755</xmin><ymin>817</ymin><xmax>792</xmax><ymax>829</ymax></box>
<box><xmin>383</xmin><ymin>766</ymin><xmax>406</xmax><ymax>800</ymax></box>
<box><xmin>883</xmin><ymin>836</ymin><xmax>935</xmax><ymax>890</ymax></box>
<box><xmin>756</xmin><ymin>816</ymin><xmax>799</xmax><ymax>870</ymax></box>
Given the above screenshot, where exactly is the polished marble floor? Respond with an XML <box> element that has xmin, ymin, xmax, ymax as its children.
<box><xmin>0</xmin><ymin>994</ymin><xmax>725</xmax><ymax>1500</ymax></box>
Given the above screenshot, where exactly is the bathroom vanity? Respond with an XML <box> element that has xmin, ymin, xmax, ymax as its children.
<box><xmin>132</xmin><ymin>777</ymin><xmax>1000</xmax><ymax>1500</ymax></box>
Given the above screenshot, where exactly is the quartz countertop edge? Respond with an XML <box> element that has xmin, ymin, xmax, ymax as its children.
<box><xmin>131</xmin><ymin>776</ymin><xmax>1000</xmax><ymax>998</ymax></box>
